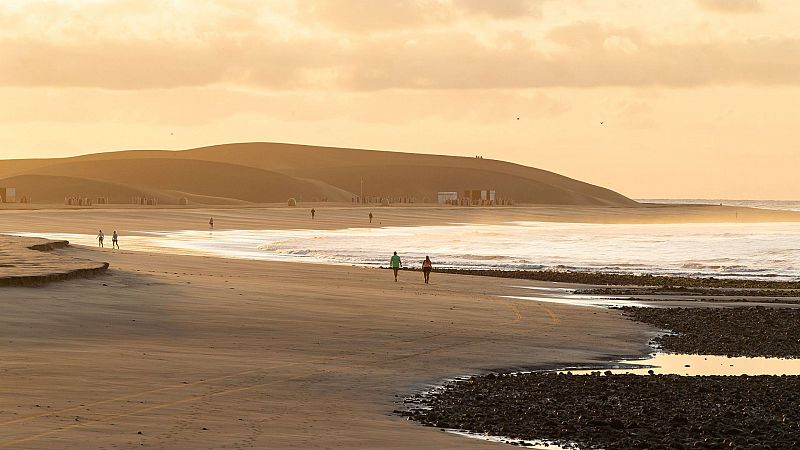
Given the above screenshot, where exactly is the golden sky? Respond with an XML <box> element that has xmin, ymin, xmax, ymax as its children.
<box><xmin>1</xmin><ymin>0</ymin><xmax>799</xmax><ymax>199</ymax></box>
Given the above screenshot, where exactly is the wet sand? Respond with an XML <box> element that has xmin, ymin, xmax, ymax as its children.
<box><xmin>403</xmin><ymin>302</ymin><xmax>800</xmax><ymax>449</ymax></box>
<box><xmin>1</xmin><ymin>203</ymin><xmax>800</xmax><ymax>237</ymax></box>
<box><xmin>0</xmin><ymin>239</ymin><xmax>653</xmax><ymax>448</ymax></box>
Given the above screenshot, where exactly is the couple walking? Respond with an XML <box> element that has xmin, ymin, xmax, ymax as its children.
<box><xmin>390</xmin><ymin>252</ymin><xmax>433</xmax><ymax>284</ymax></box>
<box><xmin>97</xmin><ymin>230</ymin><xmax>120</xmax><ymax>249</ymax></box>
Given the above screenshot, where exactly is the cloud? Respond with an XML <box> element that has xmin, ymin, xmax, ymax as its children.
<box><xmin>0</xmin><ymin>1</ymin><xmax>798</xmax><ymax>91</ymax></box>
<box><xmin>2</xmin><ymin>24</ymin><xmax>800</xmax><ymax>91</ymax></box>
<box><xmin>452</xmin><ymin>0</ymin><xmax>544</xmax><ymax>19</ymax></box>
<box><xmin>694</xmin><ymin>0</ymin><xmax>762</xmax><ymax>13</ymax></box>
<box><xmin>295</xmin><ymin>0</ymin><xmax>456</xmax><ymax>33</ymax></box>
<box><xmin>296</xmin><ymin>0</ymin><xmax>545</xmax><ymax>33</ymax></box>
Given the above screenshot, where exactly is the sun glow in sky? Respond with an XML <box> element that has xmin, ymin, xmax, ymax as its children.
<box><xmin>1</xmin><ymin>0</ymin><xmax>799</xmax><ymax>199</ymax></box>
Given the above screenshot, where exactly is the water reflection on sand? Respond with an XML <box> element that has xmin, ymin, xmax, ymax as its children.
<box><xmin>502</xmin><ymin>285</ymin><xmax>655</xmax><ymax>308</ymax></box>
<box><xmin>568</xmin><ymin>352</ymin><xmax>800</xmax><ymax>376</ymax></box>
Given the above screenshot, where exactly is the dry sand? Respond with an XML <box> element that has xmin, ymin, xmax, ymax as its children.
<box><xmin>0</xmin><ymin>207</ymin><xmax>665</xmax><ymax>449</ymax></box>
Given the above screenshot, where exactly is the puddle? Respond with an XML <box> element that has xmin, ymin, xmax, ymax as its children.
<box><xmin>426</xmin><ymin>352</ymin><xmax>800</xmax><ymax>449</ymax></box>
<box><xmin>568</xmin><ymin>352</ymin><xmax>800</xmax><ymax>376</ymax></box>
<box><xmin>502</xmin><ymin>294</ymin><xmax>653</xmax><ymax>309</ymax></box>
<box><xmin>503</xmin><ymin>285</ymin><xmax>656</xmax><ymax>308</ymax></box>
<box><xmin>444</xmin><ymin>430</ymin><xmax>568</xmax><ymax>449</ymax></box>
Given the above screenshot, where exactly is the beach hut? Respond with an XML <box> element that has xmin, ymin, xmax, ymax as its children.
<box><xmin>437</xmin><ymin>192</ymin><xmax>458</xmax><ymax>204</ymax></box>
<box><xmin>0</xmin><ymin>187</ymin><xmax>16</xmax><ymax>203</ymax></box>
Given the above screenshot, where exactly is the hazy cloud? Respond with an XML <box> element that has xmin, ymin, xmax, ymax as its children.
<box><xmin>694</xmin><ymin>0</ymin><xmax>762</xmax><ymax>13</ymax></box>
<box><xmin>0</xmin><ymin>2</ymin><xmax>797</xmax><ymax>91</ymax></box>
<box><xmin>296</xmin><ymin>0</ymin><xmax>456</xmax><ymax>33</ymax></box>
<box><xmin>453</xmin><ymin>0</ymin><xmax>544</xmax><ymax>19</ymax></box>
<box><xmin>2</xmin><ymin>25</ymin><xmax>800</xmax><ymax>90</ymax></box>
<box><xmin>296</xmin><ymin>0</ymin><xmax>544</xmax><ymax>33</ymax></box>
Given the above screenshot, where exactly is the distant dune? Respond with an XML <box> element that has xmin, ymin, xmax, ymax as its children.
<box><xmin>0</xmin><ymin>142</ymin><xmax>636</xmax><ymax>206</ymax></box>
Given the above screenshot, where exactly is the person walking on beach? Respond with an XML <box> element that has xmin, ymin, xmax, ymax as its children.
<box><xmin>390</xmin><ymin>251</ymin><xmax>402</xmax><ymax>282</ymax></box>
<box><xmin>311</xmin><ymin>208</ymin><xmax>316</xmax><ymax>219</ymax></box>
<box><xmin>422</xmin><ymin>255</ymin><xmax>433</xmax><ymax>284</ymax></box>
<box><xmin>209</xmin><ymin>217</ymin><xmax>214</xmax><ymax>229</ymax></box>
<box><xmin>97</xmin><ymin>230</ymin><xmax>104</xmax><ymax>248</ymax></box>
<box><xmin>112</xmin><ymin>231</ymin><xmax>119</xmax><ymax>249</ymax></box>
<box><xmin>369</xmin><ymin>212</ymin><xmax>373</xmax><ymax>223</ymax></box>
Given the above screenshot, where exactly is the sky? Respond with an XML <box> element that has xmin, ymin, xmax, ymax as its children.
<box><xmin>1</xmin><ymin>0</ymin><xmax>799</xmax><ymax>199</ymax></box>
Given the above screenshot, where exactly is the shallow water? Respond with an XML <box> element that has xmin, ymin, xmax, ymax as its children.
<box><xmin>640</xmin><ymin>198</ymin><xmax>800</xmax><ymax>212</ymax></box>
<box><xmin>501</xmin><ymin>285</ymin><xmax>656</xmax><ymax>308</ymax></box>
<box><xmin>568</xmin><ymin>352</ymin><xmax>800</xmax><ymax>376</ymax></box>
<box><xmin>15</xmin><ymin>220</ymin><xmax>800</xmax><ymax>280</ymax></box>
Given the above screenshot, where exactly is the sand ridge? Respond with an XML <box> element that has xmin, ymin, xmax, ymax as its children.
<box><xmin>0</xmin><ymin>236</ymin><xmax>108</xmax><ymax>286</ymax></box>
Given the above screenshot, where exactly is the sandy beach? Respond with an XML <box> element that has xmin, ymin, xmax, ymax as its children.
<box><xmin>0</xmin><ymin>207</ymin><xmax>666</xmax><ymax>449</ymax></box>
<box><xmin>5</xmin><ymin>0</ymin><xmax>800</xmax><ymax>446</ymax></box>
<box><xmin>3</xmin><ymin>205</ymin><xmax>800</xmax><ymax>448</ymax></box>
<box><xmin>2</xmin><ymin>203</ymin><xmax>799</xmax><ymax>236</ymax></box>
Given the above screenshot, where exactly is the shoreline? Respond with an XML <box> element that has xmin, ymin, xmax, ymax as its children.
<box><xmin>0</xmin><ymin>238</ymin><xmax>655</xmax><ymax>448</ymax></box>
<box><xmin>401</xmin><ymin>302</ymin><xmax>800</xmax><ymax>449</ymax></box>
<box><xmin>3</xmin><ymin>206</ymin><xmax>800</xmax><ymax>448</ymax></box>
<box><xmin>430</xmin><ymin>268</ymin><xmax>800</xmax><ymax>289</ymax></box>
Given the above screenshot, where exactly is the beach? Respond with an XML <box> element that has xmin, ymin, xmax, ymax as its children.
<box><xmin>0</xmin><ymin>206</ymin><xmax>664</xmax><ymax>449</ymax></box>
<box><xmin>2</xmin><ymin>205</ymin><xmax>800</xmax><ymax>448</ymax></box>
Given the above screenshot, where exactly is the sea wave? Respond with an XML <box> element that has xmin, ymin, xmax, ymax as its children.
<box><xmin>16</xmin><ymin>221</ymin><xmax>800</xmax><ymax>281</ymax></box>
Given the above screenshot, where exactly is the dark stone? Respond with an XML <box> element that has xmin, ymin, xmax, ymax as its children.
<box><xmin>402</xmin><ymin>372</ymin><xmax>800</xmax><ymax>450</ymax></box>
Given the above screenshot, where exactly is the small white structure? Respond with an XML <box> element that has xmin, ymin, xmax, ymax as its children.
<box><xmin>437</xmin><ymin>191</ymin><xmax>458</xmax><ymax>204</ymax></box>
<box><xmin>0</xmin><ymin>187</ymin><xmax>16</xmax><ymax>203</ymax></box>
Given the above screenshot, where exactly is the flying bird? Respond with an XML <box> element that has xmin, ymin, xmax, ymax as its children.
<box><xmin>600</xmin><ymin>122</ymin><xmax>604</xmax><ymax>125</ymax></box>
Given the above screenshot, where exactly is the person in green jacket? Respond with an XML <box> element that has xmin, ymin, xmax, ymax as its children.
<box><xmin>390</xmin><ymin>251</ymin><xmax>402</xmax><ymax>282</ymax></box>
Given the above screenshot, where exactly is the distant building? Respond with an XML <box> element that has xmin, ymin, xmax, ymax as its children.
<box><xmin>462</xmin><ymin>189</ymin><xmax>496</xmax><ymax>205</ymax></box>
<box><xmin>0</xmin><ymin>187</ymin><xmax>16</xmax><ymax>203</ymax></box>
<box><xmin>437</xmin><ymin>192</ymin><xmax>458</xmax><ymax>204</ymax></box>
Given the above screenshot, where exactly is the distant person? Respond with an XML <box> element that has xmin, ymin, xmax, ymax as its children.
<box><xmin>369</xmin><ymin>212</ymin><xmax>373</xmax><ymax>223</ymax></box>
<box><xmin>209</xmin><ymin>217</ymin><xmax>214</xmax><ymax>229</ymax></box>
<box><xmin>422</xmin><ymin>256</ymin><xmax>433</xmax><ymax>284</ymax></box>
<box><xmin>97</xmin><ymin>230</ymin><xmax>104</xmax><ymax>248</ymax></box>
<box><xmin>311</xmin><ymin>208</ymin><xmax>316</xmax><ymax>219</ymax></box>
<box><xmin>112</xmin><ymin>231</ymin><xmax>119</xmax><ymax>249</ymax></box>
<box><xmin>390</xmin><ymin>251</ymin><xmax>402</xmax><ymax>282</ymax></box>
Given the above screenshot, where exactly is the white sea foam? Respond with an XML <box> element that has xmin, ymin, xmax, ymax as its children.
<box><xmin>15</xmin><ymin>221</ymin><xmax>800</xmax><ymax>280</ymax></box>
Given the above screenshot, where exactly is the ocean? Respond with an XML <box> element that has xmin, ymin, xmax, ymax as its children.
<box><xmin>19</xmin><ymin>219</ymin><xmax>800</xmax><ymax>281</ymax></box>
<box><xmin>638</xmin><ymin>198</ymin><xmax>800</xmax><ymax>212</ymax></box>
